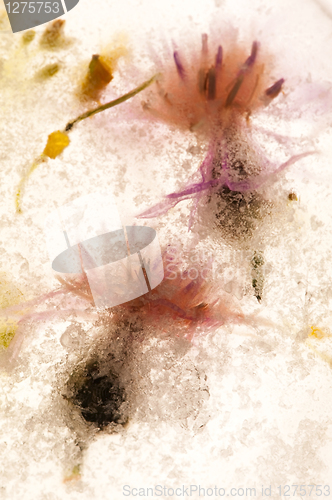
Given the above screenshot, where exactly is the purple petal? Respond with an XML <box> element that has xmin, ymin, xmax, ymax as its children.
<box><xmin>173</xmin><ymin>51</ymin><xmax>185</xmax><ymax>79</ymax></box>
<box><xmin>138</xmin><ymin>197</ymin><xmax>183</xmax><ymax>218</ymax></box>
<box><xmin>270</xmin><ymin>151</ymin><xmax>316</xmax><ymax>176</ymax></box>
<box><xmin>225</xmin><ymin>151</ymin><xmax>316</xmax><ymax>192</ymax></box>
<box><xmin>265</xmin><ymin>78</ymin><xmax>285</xmax><ymax>98</ymax></box>
<box><xmin>166</xmin><ymin>179</ymin><xmax>220</xmax><ymax>198</ymax></box>
<box><xmin>244</xmin><ymin>41</ymin><xmax>259</xmax><ymax>69</ymax></box>
<box><xmin>215</xmin><ymin>46</ymin><xmax>223</xmax><ymax>68</ymax></box>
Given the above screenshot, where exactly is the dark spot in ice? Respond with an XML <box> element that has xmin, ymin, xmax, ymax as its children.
<box><xmin>66</xmin><ymin>362</ymin><xmax>127</xmax><ymax>430</ymax></box>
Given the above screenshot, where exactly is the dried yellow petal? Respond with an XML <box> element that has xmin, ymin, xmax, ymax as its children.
<box><xmin>40</xmin><ymin>19</ymin><xmax>65</xmax><ymax>48</ymax></box>
<box><xmin>81</xmin><ymin>54</ymin><xmax>114</xmax><ymax>100</ymax></box>
<box><xmin>81</xmin><ymin>38</ymin><xmax>128</xmax><ymax>101</ymax></box>
<box><xmin>36</xmin><ymin>63</ymin><xmax>60</xmax><ymax>80</ymax></box>
<box><xmin>43</xmin><ymin>130</ymin><xmax>70</xmax><ymax>159</ymax></box>
<box><xmin>0</xmin><ymin>320</ymin><xmax>17</xmax><ymax>349</ymax></box>
<box><xmin>309</xmin><ymin>326</ymin><xmax>325</xmax><ymax>340</ymax></box>
<box><xmin>22</xmin><ymin>30</ymin><xmax>36</xmax><ymax>44</ymax></box>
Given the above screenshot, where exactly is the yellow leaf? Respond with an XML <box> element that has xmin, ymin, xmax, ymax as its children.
<box><xmin>43</xmin><ymin>131</ymin><xmax>70</xmax><ymax>159</ymax></box>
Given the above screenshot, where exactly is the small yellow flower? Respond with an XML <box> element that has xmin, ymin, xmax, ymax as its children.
<box><xmin>43</xmin><ymin>130</ymin><xmax>70</xmax><ymax>159</ymax></box>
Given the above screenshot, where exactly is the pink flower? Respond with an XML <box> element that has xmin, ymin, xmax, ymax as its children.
<box><xmin>137</xmin><ymin>33</ymin><xmax>312</xmax><ymax>231</ymax></box>
<box><xmin>0</xmin><ymin>252</ymin><xmax>244</xmax><ymax>367</ymax></box>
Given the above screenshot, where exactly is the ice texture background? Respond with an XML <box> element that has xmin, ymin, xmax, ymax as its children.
<box><xmin>1</xmin><ymin>0</ymin><xmax>332</xmax><ymax>498</ymax></box>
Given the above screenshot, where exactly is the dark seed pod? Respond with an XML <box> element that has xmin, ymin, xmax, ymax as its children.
<box><xmin>69</xmin><ymin>361</ymin><xmax>126</xmax><ymax>429</ymax></box>
<box><xmin>251</xmin><ymin>251</ymin><xmax>265</xmax><ymax>303</ymax></box>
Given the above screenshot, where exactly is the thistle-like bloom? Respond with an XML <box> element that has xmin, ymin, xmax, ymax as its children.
<box><xmin>143</xmin><ymin>36</ymin><xmax>275</xmax><ymax>135</ymax></box>
<box><xmin>138</xmin><ymin>34</ymin><xmax>311</xmax><ymax>230</ymax></box>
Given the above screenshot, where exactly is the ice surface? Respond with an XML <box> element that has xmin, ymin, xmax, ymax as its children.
<box><xmin>1</xmin><ymin>0</ymin><xmax>332</xmax><ymax>498</ymax></box>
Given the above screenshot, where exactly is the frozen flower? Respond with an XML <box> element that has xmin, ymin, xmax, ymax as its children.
<box><xmin>0</xmin><ymin>251</ymin><xmax>245</xmax><ymax>368</ymax></box>
<box><xmin>137</xmin><ymin>33</ymin><xmax>312</xmax><ymax>234</ymax></box>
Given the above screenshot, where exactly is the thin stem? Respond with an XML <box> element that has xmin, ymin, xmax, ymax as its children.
<box><xmin>66</xmin><ymin>74</ymin><xmax>159</xmax><ymax>131</ymax></box>
<box><xmin>15</xmin><ymin>157</ymin><xmax>46</xmax><ymax>213</ymax></box>
<box><xmin>16</xmin><ymin>75</ymin><xmax>159</xmax><ymax>213</ymax></box>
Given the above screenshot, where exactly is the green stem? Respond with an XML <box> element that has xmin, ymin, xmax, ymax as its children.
<box><xmin>66</xmin><ymin>74</ymin><xmax>159</xmax><ymax>131</ymax></box>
